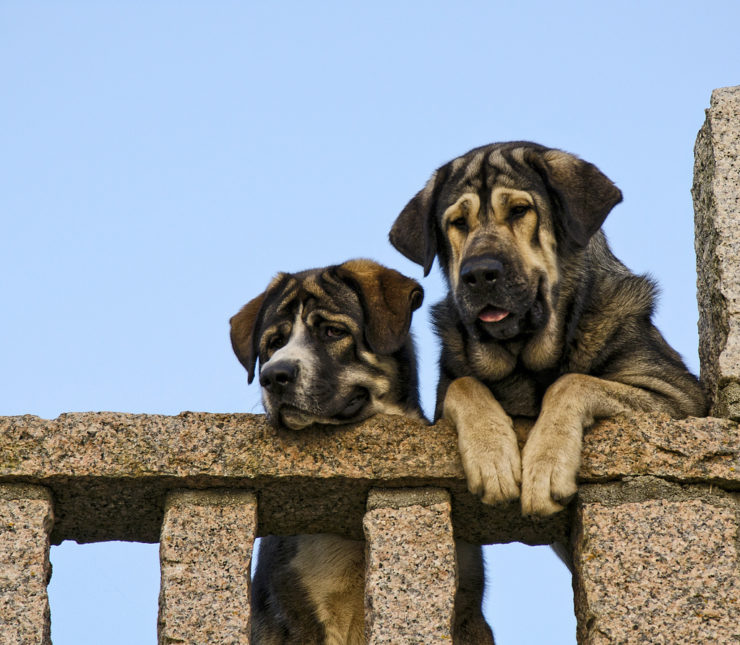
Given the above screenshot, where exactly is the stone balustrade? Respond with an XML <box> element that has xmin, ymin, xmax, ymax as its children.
<box><xmin>1</xmin><ymin>411</ymin><xmax>738</xmax><ymax>643</ymax></box>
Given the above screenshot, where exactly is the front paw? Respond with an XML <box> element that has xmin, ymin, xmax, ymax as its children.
<box><xmin>458</xmin><ymin>426</ymin><xmax>522</xmax><ymax>505</ymax></box>
<box><xmin>520</xmin><ymin>427</ymin><xmax>580</xmax><ymax>516</ymax></box>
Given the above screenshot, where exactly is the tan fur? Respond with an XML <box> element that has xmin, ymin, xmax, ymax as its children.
<box><xmin>443</xmin><ymin>377</ymin><xmax>521</xmax><ymax>504</ymax></box>
<box><xmin>442</xmin><ymin>192</ymin><xmax>481</xmax><ymax>293</ymax></box>
<box><xmin>521</xmin><ymin>373</ymin><xmax>676</xmax><ymax>514</ymax></box>
<box><xmin>290</xmin><ymin>536</ymin><xmax>365</xmax><ymax>645</ymax></box>
<box><xmin>339</xmin><ymin>258</ymin><xmax>423</xmax><ymax>355</ymax></box>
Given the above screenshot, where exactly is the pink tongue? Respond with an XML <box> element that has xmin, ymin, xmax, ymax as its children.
<box><xmin>479</xmin><ymin>307</ymin><xmax>509</xmax><ymax>323</ymax></box>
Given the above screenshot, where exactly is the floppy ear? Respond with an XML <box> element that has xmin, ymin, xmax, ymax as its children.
<box><xmin>389</xmin><ymin>166</ymin><xmax>449</xmax><ymax>276</ymax></box>
<box><xmin>337</xmin><ymin>259</ymin><xmax>424</xmax><ymax>355</ymax></box>
<box><xmin>533</xmin><ymin>149</ymin><xmax>623</xmax><ymax>248</ymax></box>
<box><xmin>229</xmin><ymin>292</ymin><xmax>267</xmax><ymax>384</ymax></box>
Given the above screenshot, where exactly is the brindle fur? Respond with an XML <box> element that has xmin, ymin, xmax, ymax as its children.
<box><xmin>231</xmin><ymin>259</ymin><xmax>494</xmax><ymax>644</ymax></box>
<box><xmin>390</xmin><ymin>142</ymin><xmax>707</xmax><ymax>516</ymax></box>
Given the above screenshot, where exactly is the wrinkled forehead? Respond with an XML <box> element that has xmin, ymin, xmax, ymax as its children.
<box><xmin>259</xmin><ymin>268</ymin><xmax>362</xmax><ymax>326</ymax></box>
<box><xmin>441</xmin><ymin>144</ymin><xmax>547</xmax><ymax>207</ymax></box>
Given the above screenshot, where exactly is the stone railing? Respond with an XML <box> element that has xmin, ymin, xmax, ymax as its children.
<box><xmin>1</xmin><ymin>412</ymin><xmax>737</xmax><ymax>643</ymax></box>
<box><xmin>1</xmin><ymin>86</ymin><xmax>739</xmax><ymax>644</ymax></box>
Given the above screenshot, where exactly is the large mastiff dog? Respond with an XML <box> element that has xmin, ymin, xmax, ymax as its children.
<box><xmin>390</xmin><ymin>141</ymin><xmax>707</xmax><ymax>516</ymax></box>
<box><xmin>230</xmin><ymin>259</ymin><xmax>493</xmax><ymax>644</ymax></box>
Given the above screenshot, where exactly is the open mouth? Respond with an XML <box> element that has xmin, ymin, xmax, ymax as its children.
<box><xmin>478</xmin><ymin>305</ymin><xmax>510</xmax><ymax>323</ymax></box>
<box><xmin>474</xmin><ymin>304</ymin><xmax>522</xmax><ymax>341</ymax></box>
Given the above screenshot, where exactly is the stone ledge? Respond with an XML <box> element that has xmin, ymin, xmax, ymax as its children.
<box><xmin>580</xmin><ymin>413</ymin><xmax>738</xmax><ymax>488</ymax></box>
<box><xmin>0</xmin><ymin>412</ymin><xmax>736</xmax><ymax>545</ymax></box>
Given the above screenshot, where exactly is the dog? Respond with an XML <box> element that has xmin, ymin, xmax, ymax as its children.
<box><xmin>390</xmin><ymin>141</ymin><xmax>707</xmax><ymax>517</ymax></box>
<box><xmin>230</xmin><ymin>258</ymin><xmax>494</xmax><ymax>644</ymax></box>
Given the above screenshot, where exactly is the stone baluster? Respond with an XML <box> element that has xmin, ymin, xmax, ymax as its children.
<box><xmin>0</xmin><ymin>484</ymin><xmax>54</xmax><ymax>645</ymax></box>
<box><xmin>158</xmin><ymin>489</ymin><xmax>257</xmax><ymax>645</ymax></box>
<box><xmin>363</xmin><ymin>488</ymin><xmax>457</xmax><ymax>644</ymax></box>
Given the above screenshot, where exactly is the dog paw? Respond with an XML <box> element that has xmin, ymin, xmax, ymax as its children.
<box><xmin>520</xmin><ymin>426</ymin><xmax>580</xmax><ymax>516</ymax></box>
<box><xmin>459</xmin><ymin>427</ymin><xmax>522</xmax><ymax>505</ymax></box>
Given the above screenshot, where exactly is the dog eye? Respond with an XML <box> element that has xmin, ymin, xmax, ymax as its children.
<box><xmin>449</xmin><ymin>217</ymin><xmax>468</xmax><ymax>232</ymax></box>
<box><xmin>509</xmin><ymin>204</ymin><xmax>530</xmax><ymax>220</ymax></box>
<box><xmin>267</xmin><ymin>335</ymin><xmax>286</xmax><ymax>351</ymax></box>
<box><xmin>324</xmin><ymin>325</ymin><xmax>348</xmax><ymax>339</ymax></box>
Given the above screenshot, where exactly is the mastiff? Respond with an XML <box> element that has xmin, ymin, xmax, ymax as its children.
<box><xmin>230</xmin><ymin>259</ymin><xmax>494</xmax><ymax>644</ymax></box>
<box><xmin>390</xmin><ymin>141</ymin><xmax>707</xmax><ymax>516</ymax></box>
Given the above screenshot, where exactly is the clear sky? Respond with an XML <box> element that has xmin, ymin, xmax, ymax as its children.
<box><xmin>2</xmin><ymin>2</ymin><xmax>738</xmax><ymax>643</ymax></box>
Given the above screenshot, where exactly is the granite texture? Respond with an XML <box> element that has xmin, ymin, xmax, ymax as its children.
<box><xmin>2</xmin><ymin>411</ymin><xmax>736</xmax><ymax>545</ymax></box>
<box><xmin>693</xmin><ymin>85</ymin><xmax>740</xmax><ymax>418</ymax></box>
<box><xmin>363</xmin><ymin>488</ymin><xmax>457</xmax><ymax>644</ymax></box>
<box><xmin>579</xmin><ymin>413</ymin><xmax>738</xmax><ymax>488</ymax></box>
<box><xmin>158</xmin><ymin>489</ymin><xmax>257</xmax><ymax>645</ymax></box>
<box><xmin>0</xmin><ymin>485</ymin><xmax>53</xmax><ymax>645</ymax></box>
<box><xmin>573</xmin><ymin>484</ymin><xmax>739</xmax><ymax>644</ymax></box>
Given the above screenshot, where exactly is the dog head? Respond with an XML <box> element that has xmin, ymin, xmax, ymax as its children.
<box><xmin>230</xmin><ymin>259</ymin><xmax>423</xmax><ymax>429</ymax></box>
<box><xmin>389</xmin><ymin>142</ymin><xmax>622</xmax><ymax>345</ymax></box>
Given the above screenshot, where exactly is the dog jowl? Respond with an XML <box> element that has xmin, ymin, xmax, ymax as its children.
<box><xmin>390</xmin><ymin>141</ymin><xmax>707</xmax><ymax>516</ymax></box>
<box><xmin>231</xmin><ymin>258</ymin><xmax>494</xmax><ymax>644</ymax></box>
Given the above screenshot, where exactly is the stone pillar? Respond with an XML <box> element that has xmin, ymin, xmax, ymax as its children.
<box><xmin>693</xmin><ymin>85</ymin><xmax>740</xmax><ymax>419</ymax></box>
<box><xmin>158</xmin><ymin>489</ymin><xmax>257</xmax><ymax>645</ymax></box>
<box><xmin>0</xmin><ymin>484</ymin><xmax>54</xmax><ymax>645</ymax></box>
<box><xmin>573</xmin><ymin>479</ymin><xmax>739</xmax><ymax>644</ymax></box>
<box><xmin>363</xmin><ymin>488</ymin><xmax>457</xmax><ymax>644</ymax></box>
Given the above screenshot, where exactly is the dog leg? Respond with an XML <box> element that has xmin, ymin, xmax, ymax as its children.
<box><xmin>289</xmin><ymin>535</ymin><xmax>365</xmax><ymax>645</ymax></box>
<box><xmin>444</xmin><ymin>376</ymin><xmax>521</xmax><ymax>505</ymax></box>
<box><xmin>453</xmin><ymin>540</ymin><xmax>495</xmax><ymax>644</ymax></box>
<box><xmin>520</xmin><ymin>373</ymin><xmax>670</xmax><ymax>516</ymax></box>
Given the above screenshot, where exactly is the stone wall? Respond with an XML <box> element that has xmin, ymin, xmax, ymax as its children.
<box><xmin>1</xmin><ymin>86</ymin><xmax>739</xmax><ymax>644</ymax></box>
<box><xmin>693</xmin><ymin>85</ymin><xmax>740</xmax><ymax>419</ymax></box>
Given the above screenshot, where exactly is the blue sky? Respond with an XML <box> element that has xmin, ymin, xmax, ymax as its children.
<box><xmin>2</xmin><ymin>2</ymin><xmax>738</xmax><ymax>643</ymax></box>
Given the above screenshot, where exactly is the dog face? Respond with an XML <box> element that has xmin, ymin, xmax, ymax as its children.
<box><xmin>230</xmin><ymin>259</ymin><xmax>423</xmax><ymax>430</ymax></box>
<box><xmin>390</xmin><ymin>142</ymin><xmax>622</xmax><ymax>346</ymax></box>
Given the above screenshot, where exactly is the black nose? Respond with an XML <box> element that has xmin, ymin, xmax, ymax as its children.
<box><xmin>460</xmin><ymin>255</ymin><xmax>503</xmax><ymax>289</ymax></box>
<box><xmin>259</xmin><ymin>360</ymin><xmax>299</xmax><ymax>393</ymax></box>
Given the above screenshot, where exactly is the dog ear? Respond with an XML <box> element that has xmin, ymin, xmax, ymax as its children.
<box><xmin>338</xmin><ymin>259</ymin><xmax>424</xmax><ymax>355</ymax></box>
<box><xmin>389</xmin><ymin>166</ymin><xmax>449</xmax><ymax>276</ymax></box>
<box><xmin>230</xmin><ymin>292</ymin><xmax>267</xmax><ymax>384</ymax></box>
<box><xmin>532</xmin><ymin>149</ymin><xmax>623</xmax><ymax>248</ymax></box>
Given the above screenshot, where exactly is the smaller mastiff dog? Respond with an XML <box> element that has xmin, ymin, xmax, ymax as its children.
<box><xmin>230</xmin><ymin>258</ymin><xmax>493</xmax><ymax>644</ymax></box>
<box><xmin>390</xmin><ymin>141</ymin><xmax>707</xmax><ymax>516</ymax></box>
